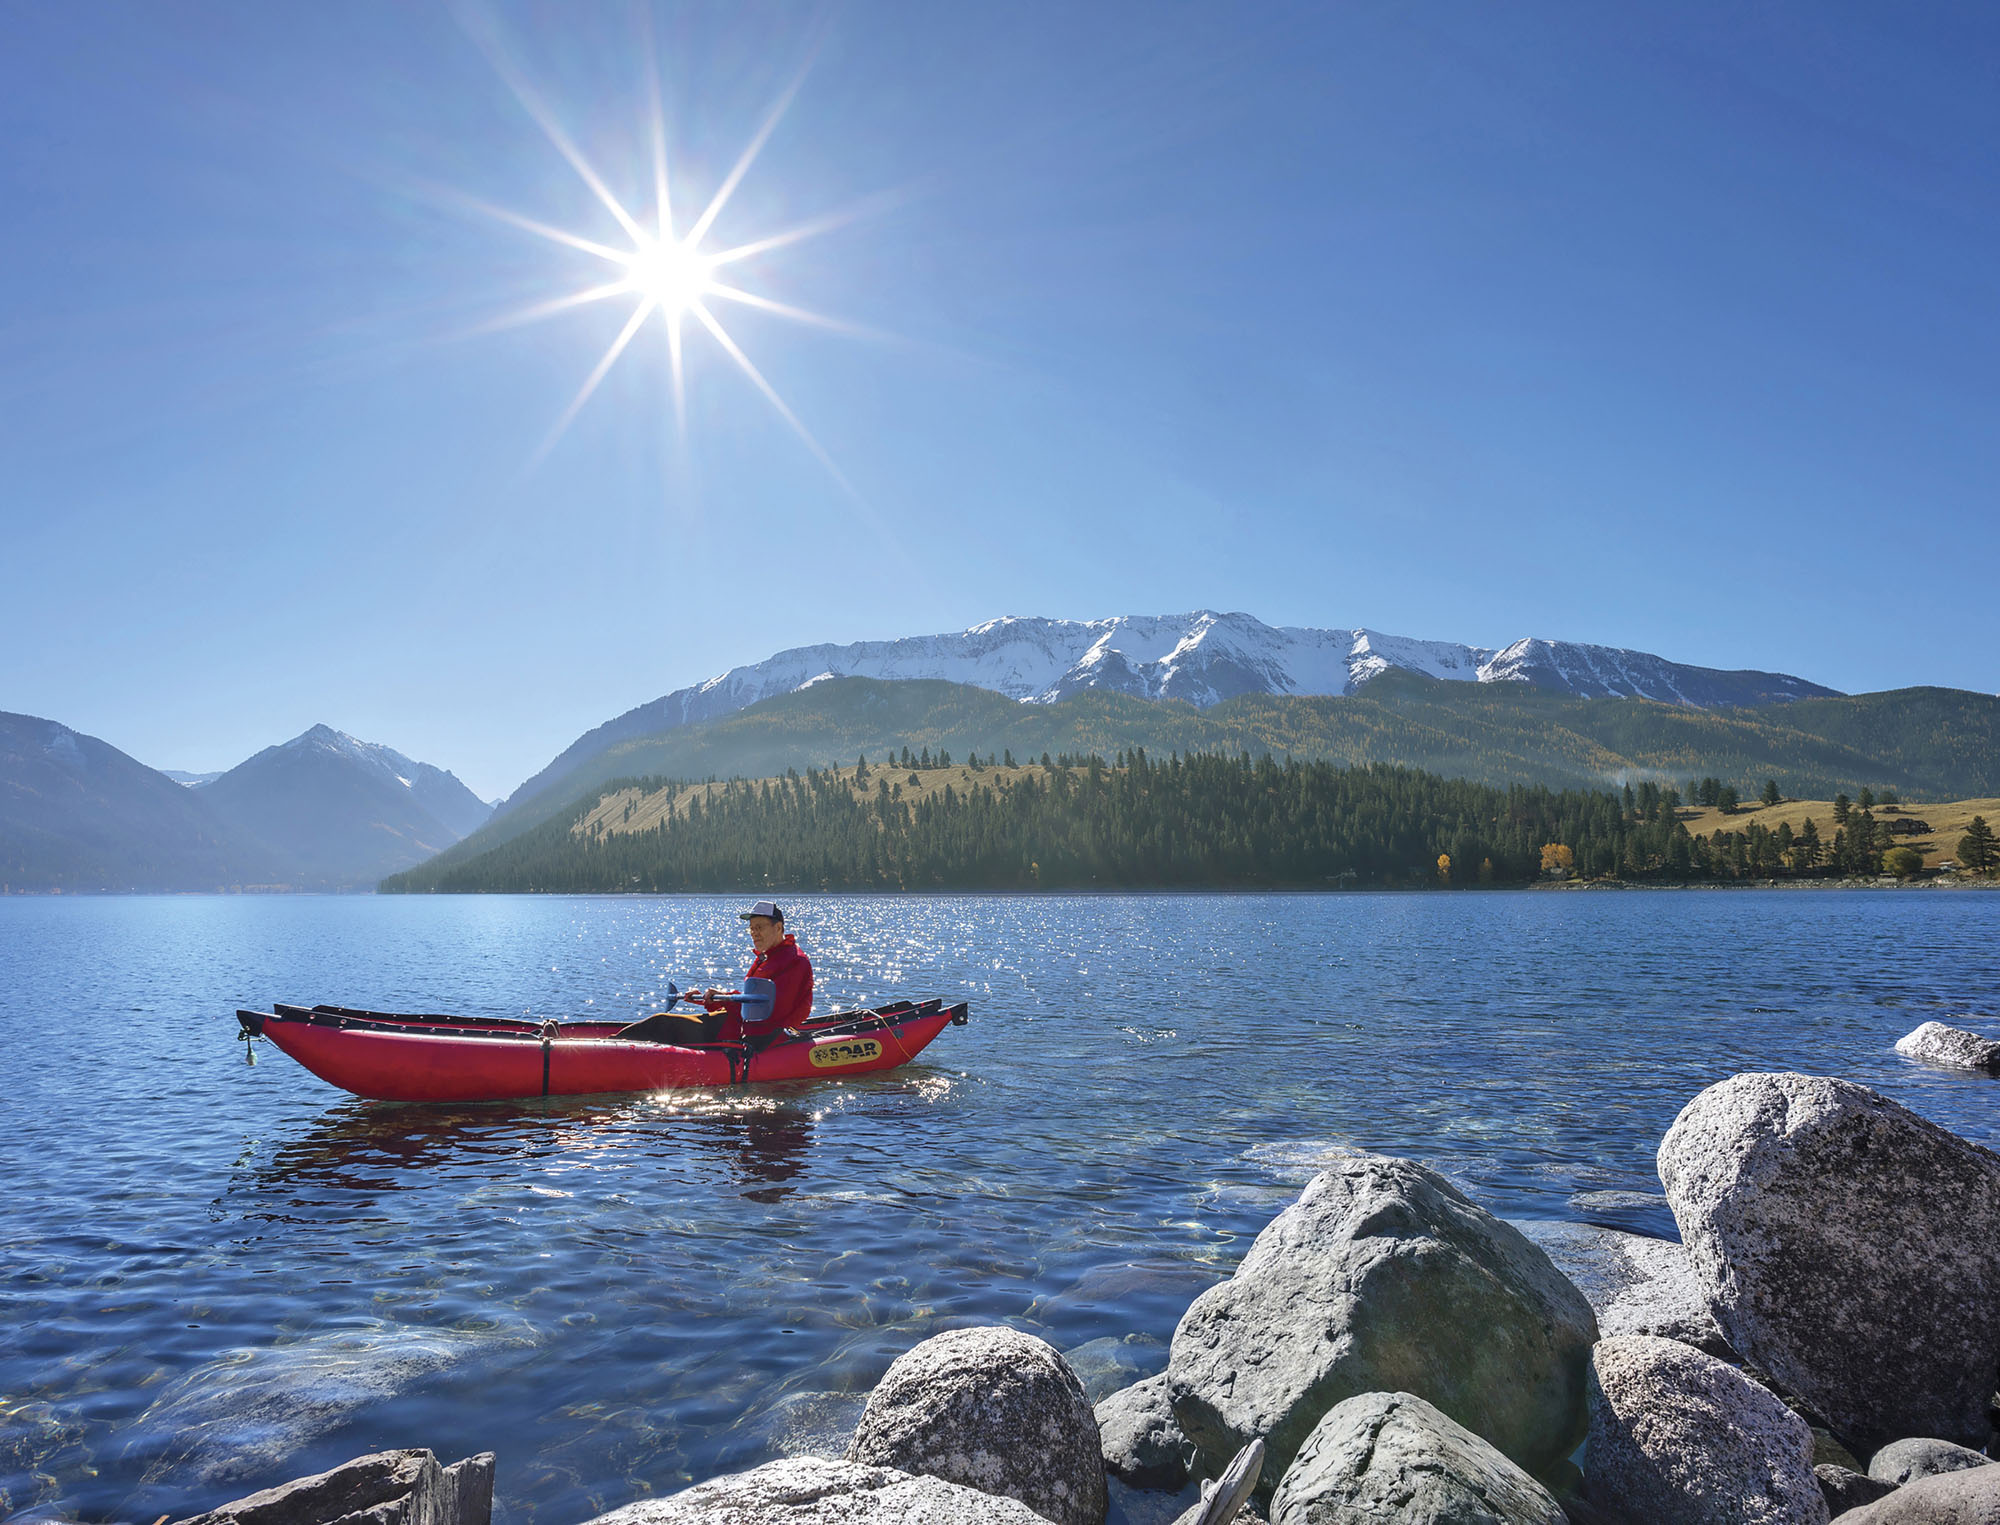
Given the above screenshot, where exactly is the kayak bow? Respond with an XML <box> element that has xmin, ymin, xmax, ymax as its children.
<box><xmin>235</xmin><ymin>999</ymin><xmax>968</xmax><ymax>1103</ymax></box>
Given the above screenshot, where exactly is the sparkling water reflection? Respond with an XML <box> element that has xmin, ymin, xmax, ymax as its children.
<box><xmin>3</xmin><ymin>891</ymin><xmax>1997</xmax><ymax>1524</ymax></box>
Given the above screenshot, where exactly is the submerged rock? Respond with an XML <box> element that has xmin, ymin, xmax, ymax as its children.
<box><xmin>1515</xmin><ymin>1220</ymin><xmax>1734</xmax><ymax>1359</ymax></box>
<box><xmin>1657</xmin><ymin>1072</ymin><xmax>2000</xmax><ymax>1453</ymax></box>
<box><xmin>1867</xmin><ymin>1438</ymin><xmax>1996</xmax><ymax>1487</ymax></box>
<box><xmin>847</xmin><ymin>1325</ymin><xmax>1104</xmax><ymax>1525</ymax></box>
<box><xmin>1168</xmin><ymin>1154</ymin><xmax>1597</xmax><ymax>1492</ymax></box>
<box><xmin>1099</xmin><ymin>1373</ymin><xmax>1196</xmax><ymax>1492</ymax></box>
<box><xmin>1268</xmin><ymin>1391</ymin><xmax>1567</xmax><ymax>1525</ymax></box>
<box><xmin>1066</xmin><ymin>1333</ymin><xmax>1169</xmax><ymax>1404</ymax></box>
<box><xmin>1893</xmin><ymin>1023</ymin><xmax>2000</xmax><ymax>1075</ymax></box>
<box><xmin>1830</xmin><ymin>1464</ymin><xmax>2000</xmax><ymax>1523</ymax></box>
<box><xmin>1584</xmin><ymin>1334</ymin><xmax>1826</xmax><ymax>1525</ymax></box>
<box><xmin>170</xmin><ymin>1448</ymin><xmax>494</xmax><ymax>1525</ymax></box>
<box><xmin>581</xmin><ymin>1456</ymin><xmax>1052</xmax><ymax>1524</ymax></box>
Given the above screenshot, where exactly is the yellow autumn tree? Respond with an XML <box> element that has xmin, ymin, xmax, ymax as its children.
<box><xmin>1436</xmin><ymin>853</ymin><xmax>1451</xmax><ymax>885</ymax></box>
<box><xmin>1540</xmin><ymin>843</ymin><xmax>1574</xmax><ymax>876</ymax></box>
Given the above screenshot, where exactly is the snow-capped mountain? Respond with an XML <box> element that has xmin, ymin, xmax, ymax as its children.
<box><xmin>200</xmin><ymin>724</ymin><xmax>493</xmax><ymax>885</ymax></box>
<box><xmin>500</xmin><ymin>612</ymin><xmax>1837</xmax><ymax>815</ymax></box>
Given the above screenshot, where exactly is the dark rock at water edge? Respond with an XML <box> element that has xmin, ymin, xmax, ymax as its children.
<box><xmin>847</xmin><ymin>1325</ymin><xmax>1106</xmax><ymax>1525</ymax></box>
<box><xmin>1867</xmin><ymin>1438</ymin><xmax>1997</xmax><ymax>1487</ymax></box>
<box><xmin>580</xmin><ymin>1455</ymin><xmax>1054</xmax><ymax>1523</ymax></box>
<box><xmin>1168</xmin><ymin>1153</ymin><xmax>1598</xmax><ymax>1492</ymax></box>
<box><xmin>1584</xmin><ymin>1334</ymin><xmax>1826</xmax><ymax>1525</ymax></box>
<box><xmin>1099</xmin><ymin>1373</ymin><xmax>1196</xmax><ymax>1492</ymax></box>
<box><xmin>1268</xmin><ymin>1390</ymin><xmax>1567</xmax><ymax>1525</ymax></box>
<box><xmin>1657</xmin><ymin>1072</ymin><xmax>2000</xmax><ymax>1453</ymax></box>
<box><xmin>1828</xmin><ymin>1463</ymin><xmax>2000</xmax><ymax>1522</ymax></box>
<box><xmin>1815</xmin><ymin>1464</ymin><xmax>1896</xmax><ymax>1516</ymax></box>
<box><xmin>170</xmin><ymin>1449</ymin><xmax>494</xmax><ymax>1525</ymax></box>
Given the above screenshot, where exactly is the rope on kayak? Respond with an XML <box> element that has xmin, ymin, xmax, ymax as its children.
<box><xmin>540</xmin><ymin>1018</ymin><xmax>558</xmax><ymax>1096</ymax></box>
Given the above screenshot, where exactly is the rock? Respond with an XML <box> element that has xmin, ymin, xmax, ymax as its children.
<box><xmin>1168</xmin><ymin>1155</ymin><xmax>1597</xmax><ymax>1491</ymax></box>
<box><xmin>1067</xmin><ymin>1333</ymin><xmax>1169</xmax><ymax>1403</ymax></box>
<box><xmin>1584</xmin><ymin>1334</ymin><xmax>1827</xmax><ymax>1525</ymax></box>
<box><xmin>1516</xmin><ymin>1220</ymin><xmax>1736</xmax><ymax>1359</ymax></box>
<box><xmin>1815</xmin><ymin>1465</ymin><xmax>1895</xmax><ymax>1515</ymax></box>
<box><xmin>847</xmin><ymin>1325</ymin><xmax>1105</xmax><ymax>1525</ymax></box>
<box><xmin>1657</xmin><ymin>1072</ymin><xmax>2000</xmax><ymax>1453</ymax></box>
<box><xmin>1893</xmin><ymin>1023</ymin><xmax>2000</xmax><ymax>1075</ymax></box>
<box><xmin>1268</xmin><ymin>1391</ymin><xmax>1567</xmax><ymax>1525</ymax></box>
<box><xmin>1100</xmin><ymin>1374</ymin><xmax>1196</xmax><ymax>1492</ymax></box>
<box><xmin>1867</xmin><ymin>1438</ymin><xmax>1997</xmax><ymax>1487</ymax></box>
<box><xmin>170</xmin><ymin>1449</ymin><xmax>495</xmax><ymax>1525</ymax></box>
<box><xmin>1829</xmin><ymin>1465</ymin><xmax>2000</xmax><ymax>1523</ymax></box>
<box><xmin>580</xmin><ymin>1455</ymin><xmax>1054</xmax><ymax>1524</ymax></box>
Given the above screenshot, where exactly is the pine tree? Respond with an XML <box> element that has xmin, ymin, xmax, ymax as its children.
<box><xmin>1760</xmin><ymin>779</ymin><xmax>1781</xmax><ymax>807</ymax></box>
<box><xmin>1957</xmin><ymin>815</ymin><xmax>1997</xmax><ymax>872</ymax></box>
<box><xmin>1833</xmin><ymin>793</ymin><xmax>1851</xmax><ymax>825</ymax></box>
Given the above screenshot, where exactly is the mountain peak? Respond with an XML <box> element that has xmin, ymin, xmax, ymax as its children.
<box><xmin>496</xmin><ymin>612</ymin><xmax>1839</xmax><ymax>815</ymax></box>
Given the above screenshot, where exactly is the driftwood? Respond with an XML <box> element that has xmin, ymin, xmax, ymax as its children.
<box><xmin>1192</xmin><ymin>1439</ymin><xmax>1264</xmax><ymax>1525</ymax></box>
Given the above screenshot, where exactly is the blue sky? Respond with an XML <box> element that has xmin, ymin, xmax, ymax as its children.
<box><xmin>5</xmin><ymin>2</ymin><xmax>1997</xmax><ymax>799</ymax></box>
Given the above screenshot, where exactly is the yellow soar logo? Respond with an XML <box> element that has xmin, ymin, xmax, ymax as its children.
<box><xmin>808</xmin><ymin>1036</ymin><xmax>883</xmax><ymax>1069</ymax></box>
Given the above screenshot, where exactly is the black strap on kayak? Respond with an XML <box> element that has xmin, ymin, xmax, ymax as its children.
<box><xmin>539</xmin><ymin>1018</ymin><xmax>558</xmax><ymax>1096</ymax></box>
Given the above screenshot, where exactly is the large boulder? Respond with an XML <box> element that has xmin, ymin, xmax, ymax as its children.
<box><xmin>170</xmin><ymin>1449</ymin><xmax>494</xmax><ymax>1525</ymax></box>
<box><xmin>1516</xmin><ymin>1220</ymin><xmax>1735</xmax><ymax>1359</ymax></box>
<box><xmin>1098</xmin><ymin>1374</ymin><xmax>1195</xmax><ymax>1492</ymax></box>
<box><xmin>1167</xmin><ymin>1155</ymin><xmax>1597</xmax><ymax>1492</ymax></box>
<box><xmin>1656</xmin><ymin>1072</ymin><xmax>2000</xmax><ymax>1453</ymax></box>
<box><xmin>580</xmin><ymin>1456</ymin><xmax>1054</xmax><ymax>1524</ymax></box>
<box><xmin>1893</xmin><ymin>1023</ymin><xmax>2000</xmax><ymax>1076</ymax></box>
<box><xmin>1867</xmin><ymin>1438</ymin><xmax>1996</xmax><ymax>1487</ymax></box>
<box><xmin>847</xmin><ymin>1326</ymin><xmax>1104</xmax><ymax>1525</ymax></box>
<box><xmin>1584</xmin><ymin>1334</ymin><xmax>1826</xmax><ymax>1525</ymax></box>
<box><xmin>1829</xmin><ymin>1464</ymin><xmax>2000</xmax><ymax>1523</ymax></box>
<box><xmin>1268</xmin><ymin>1391</ymin><xmax>1567</xmax><ymax>1525</ymax></box>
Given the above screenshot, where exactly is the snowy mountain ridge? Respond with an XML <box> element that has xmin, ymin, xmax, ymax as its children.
<box><xmin>500</xmin><ymin>612</ymin><xmax>1838</xmax><ymax>814</ymax></box>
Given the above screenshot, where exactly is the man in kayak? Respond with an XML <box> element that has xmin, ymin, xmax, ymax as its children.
<box><xmin>695</xmin><ymin>900</ymin><xmax>814</xmax><ymax>1049</ymax></box>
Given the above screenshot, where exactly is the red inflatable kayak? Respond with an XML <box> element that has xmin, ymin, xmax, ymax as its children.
<box><xmin>235</xmin><ymin>998</ymin><xmax>968</xmax><ymax>1103</ymax></box>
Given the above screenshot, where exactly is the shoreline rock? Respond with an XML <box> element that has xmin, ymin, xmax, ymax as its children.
<box><xmin>846</xmin><ymin>1325</ymin><xmax>1105</xmax><ymax>1525</ymax></box>
<box><xmin>1658</xmin><ymin>1072</ymin><xmax>2000</xmax><ymax>1453</ymax></box>
<box><xmin>580</xmin><ymin>1456</ymin><xmax>1054</xmax><ymax>1524</ymax></box>
<box><xmin>1168</xmin><ymin>1152</ymin><xmax>1597</xmax><ymax>1492</ymax></box>
<box><xmin>1584</xmin><ymin>1334</ymin><xmax>1826</xmax><ymax>1525</ymax></box>
<box><xmin>1893</xmin><ymin>1021</ymin><xmax>2000</xmax><ymax>1075</ymax></box>
<box><xmin>169</xmin><ymin>1448</ymin><xmax>494</xmax><ymax>1525</ymax></box>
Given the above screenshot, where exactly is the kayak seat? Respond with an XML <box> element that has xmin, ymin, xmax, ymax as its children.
<box><xmin>618</xmin><ymin>1010</ymin><xmax>724</xmax><ymax>1044</ymax></box>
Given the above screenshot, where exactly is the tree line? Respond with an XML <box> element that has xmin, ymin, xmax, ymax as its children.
<box><xmin>382</xmin><ymin>752</ymin><xmax>1996</xmax><ymax>893</ymax></box>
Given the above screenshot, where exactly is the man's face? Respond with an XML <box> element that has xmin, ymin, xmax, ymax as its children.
<box><xmin>747</xmin><ymin>915</ymin><xmax>783</xmax><ymax>953</ymax></box>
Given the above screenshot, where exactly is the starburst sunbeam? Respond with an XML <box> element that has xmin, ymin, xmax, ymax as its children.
<box><xmin>442</xmin><ymin>6</ymin><xmax>891</xmax><ymax>505</ymax></box>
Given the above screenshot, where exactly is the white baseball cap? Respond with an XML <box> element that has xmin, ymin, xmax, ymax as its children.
<box><xmin>738</xmin><ymin>900</ymin><xmax>784</xmax><ymax>921</ymax></box>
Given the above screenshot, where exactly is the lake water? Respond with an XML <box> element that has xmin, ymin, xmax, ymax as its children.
<box><xmin>3</xmin><ymin>890</ymin><xmax>1997</xmax><ymax>1525</ymax></box>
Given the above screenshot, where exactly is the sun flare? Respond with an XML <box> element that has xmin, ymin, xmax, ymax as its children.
<box><xmin>619</xmin><ymin>237</ymin><xmax>715</xmax><ymax>316</ymax></box>
<box><xmin>453</xmin><ymin>21</ymin><xmax>869</xmax><ymax>481</ymax></box>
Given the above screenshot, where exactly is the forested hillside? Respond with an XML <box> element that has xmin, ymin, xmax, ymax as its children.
<box><xmin>420</xmin><ymin>675</ymin><xmax>2000</xmax><ymax>885</ymax></box>
<box><xmin>383</xmin><ymin>751</ymin><xmax>1975</xmax><ymax>894</ymax></box>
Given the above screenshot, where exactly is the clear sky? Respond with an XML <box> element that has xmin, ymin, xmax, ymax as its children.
<box><xmin>5</xmin><ymin>2</ymin><xmax>1997</xmax><ymax>800</ymax></box>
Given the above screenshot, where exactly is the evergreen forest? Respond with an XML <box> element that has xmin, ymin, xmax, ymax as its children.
<box><xmin>382</xmin><ymin>750</ymin><xmax>1962</xmax><ymax>894</ymax></box>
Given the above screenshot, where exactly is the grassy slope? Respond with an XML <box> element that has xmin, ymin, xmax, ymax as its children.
<box><xmin>1678</xmin><ymin>796</ymin><xmax>2000</xmax><ymax>869</ymax></box>
<box><xmin>402</xmin><ymin>674</ymin><xmax>2000</xmax><ymax>885</ymax></box>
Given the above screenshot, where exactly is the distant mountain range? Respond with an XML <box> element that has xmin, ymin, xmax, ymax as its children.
<box><xmin>0</xmin><ymin>715</ymin><xmax>491</xmax><ymax>891</ymax></box>
<box><xmin>500</xmin><ymin>612</ymin><xmax>1840</xmax><ymax>823</ymax></box>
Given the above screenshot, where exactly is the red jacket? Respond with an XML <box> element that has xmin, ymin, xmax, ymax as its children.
<box><xmin>708</xmin><ymin>934</ymin><xmax>813</xmax><ymax>1039</ymax></box>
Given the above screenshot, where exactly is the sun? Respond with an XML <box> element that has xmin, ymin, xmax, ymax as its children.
<box><xmin>620</xmin><ymin>237</ymin><xmax>715</xmax><ymax>317</ymax></box>
<box><xmin>450</xmin><ymin>18</ymin><xmax>874</xmax><ymax>481</ymax></box>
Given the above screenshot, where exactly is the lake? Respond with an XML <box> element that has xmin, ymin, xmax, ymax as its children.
<box><xmin>3</xmin><ymin>890</ymin><xmax>1997</xmax><ymax>1525</ymax></box>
